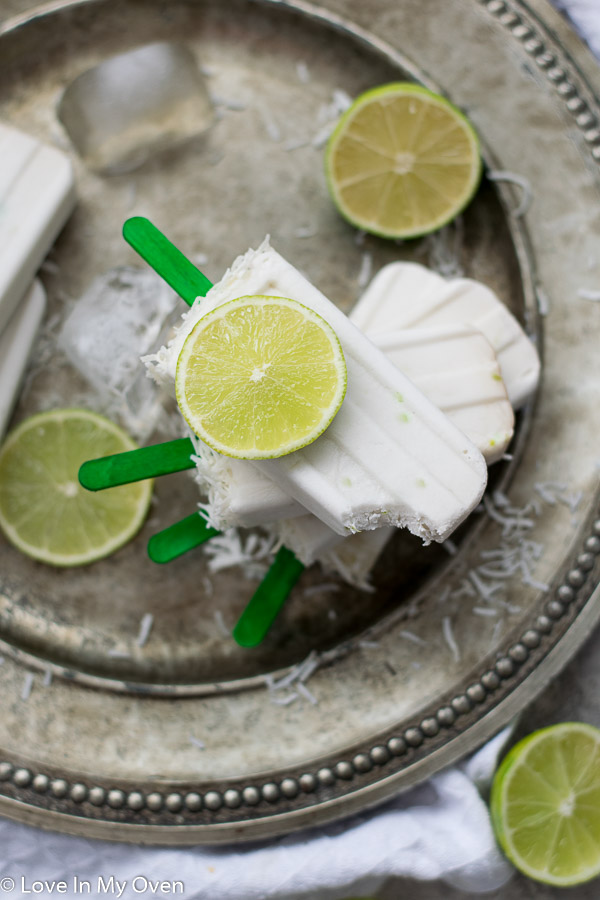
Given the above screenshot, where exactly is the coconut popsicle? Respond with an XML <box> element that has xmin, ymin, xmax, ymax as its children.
<box><xmin>350</xmin><ymin>261</ymin><xmax>540</xmax><ymax>409</ymax></box>
<box><xmin>191</xmin><ymin>321</ymin><xmax>513</xmax><ymax>530</ymax></box>
<box><xmin>146</xmin><ymin>238</ymin><xmax>488</xmax><ymax>542</ymax></box>
<box><xmin>0</xmin><ymin>122</ymin><xmax>76</xmax><ymax>335</ymax></box>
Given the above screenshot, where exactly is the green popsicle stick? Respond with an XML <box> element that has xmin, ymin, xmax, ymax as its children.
<box><xmin>148</xmin><ymin>512</ymin><xmax>220</xmax><ymax>563</ymax></box>
<box><xmin>79</xmin><ymin>437</ymin><xmax>196</xmax><ymax>490</ymax></box>
<box><xmin>123</xmin><ymin>217</ymin><xmax>213</xmax><ymax>306</ymax></box>
<box><xmin>119</xmin><ymin>217</ymin><xmax>308</xmax><ymax>648</ymax></box>
<box><xmin>233</xmin><ymin>547</ymin><xmax>305</xmax><ymax>647</ymax></box>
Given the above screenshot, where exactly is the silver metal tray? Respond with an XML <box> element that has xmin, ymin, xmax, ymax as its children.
<box><xmin>0</xmin><ymin>0</ymin><xmax>598</xmax><ymax>843</ymax></box>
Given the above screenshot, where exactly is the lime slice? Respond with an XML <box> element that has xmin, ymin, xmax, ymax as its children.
<box><xmin>325</xmin><ymin>82</ymin><xmax>482</xmax><ymax>239</ymax></box>
<box><xmin>0</xmin><ymin>409</ymin><xmax>152</xmax><ymax>567</ymax></box>
<box><xmin>490</xmin><ymin>722</ymin><xmax>600</xmax><ymax>886</ymax></box>
<box><xmin>175</xmin><ymin>295</ymin><xmax>347</xmax><ymax>459</ymax></box>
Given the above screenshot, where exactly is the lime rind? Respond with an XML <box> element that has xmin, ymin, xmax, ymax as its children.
<box><xmin>0</xmin><ymin>409</ymin><xmax>153</xmax><ymax>567</ymax></box>
<box><xmin>490</xmin><ymin>722</ymin><xmax>600</xmax><ymax>886</ymax></box>
<box><xmin>325</xmin><ymin>82</ymin><xmax>482</xmax><ymax>240</ymax></box>
<box><xmin>175</xmin><ymin>295</ymin><xmax>347</xmax><ymax>460</ymax></box>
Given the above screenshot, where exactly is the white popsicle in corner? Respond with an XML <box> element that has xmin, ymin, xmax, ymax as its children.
<box><xmin>0</xmin><ymin>280</ymin><xmax>47</xmax><ymax>438</ymax></box>
<box><xmin>371</xmin><ymin>324</ymin><xmax>514</xmax><ymax>465</ymax></box>
<box><xmin>0</xmin><ymin>122</ymin><xmax>76</xmax><ymax>335</ymax></box>
<box><xmin>146</xmin><ymin>238</ymin><xmax>488</xmax><ymax>543</ymax></box>
<box><xmin>350</xmin><ymin>261</ymin><xmax>540</xmax><ymax>409</ymax></box>
<box><xmin>190</xmin><ymin>321</ymin><xmax>513</xmax><ymax>530</ymax></box>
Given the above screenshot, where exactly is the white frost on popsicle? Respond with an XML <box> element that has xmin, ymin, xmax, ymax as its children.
<box><xmin>145</xmin><ymin>239</ymin><xmax>487</xmax><ymax>543</ymax></box>
<box><xmin>350</xmin><ymin>262</ymin><xmax>540</xmax><ymax>409</ymax></box>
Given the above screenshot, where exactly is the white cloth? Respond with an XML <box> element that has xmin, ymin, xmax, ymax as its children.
<box><xmin>0</xmin><ymin>2</ymin><xmax>597</xmax><ymax>898</ymax></box>
<box><xmin>0</xmin><ymin>731</ymin><xmax>513</xmax><ymax>899</ymax></box>
<box><xmin>552</xmin><ymin>0</ymin><xmax>600</xmax><ymax>59</ymax></box>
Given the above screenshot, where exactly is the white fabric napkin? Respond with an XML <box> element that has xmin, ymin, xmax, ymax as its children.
<box><xmin>0</xmin><ymin>729</ymin><xmax>513</xmax><ymax>899</ymax></box>
<box><xmin>553</xmin><ymin>0</ymin><xmax>600</xmax><ymax>58</ymax></box>
<box><xmin>0</xmin><ymin>2</ymin><xmax>597</xmax><ymax>898</ymax></box>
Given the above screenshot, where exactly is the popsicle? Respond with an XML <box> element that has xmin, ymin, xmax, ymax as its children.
<box><xmin>145</xmin><ymin>238</ymin><xmax>488</xmax><ymax>543</ymax></box>
<box><xmin>0</xmin><ymin>122</ymin><xmax>76</xmax><ymax>335</ymax></box>
<box><xmin>190</xmin><ymin>321</ymin><xmax>513</xmax><ymax>530</ymax></box>
<box><xmin>0</xmin><ymin>280</ymin><xmax>47</xmax><ymax>438</ymax></box>
<box><xmin>350</xmin><ymin>262</ymin><xmax>540</xmax><ymax>409</ymax></box>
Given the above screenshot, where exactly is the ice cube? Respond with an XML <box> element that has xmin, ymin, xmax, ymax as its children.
<box><xmin>58</xmin><ymin>42</ymin><xmax>214</xmax><ymax>174</ymax></box>
<box><xmin>58</xmin><ymin>266</ymin><xmax>182</xmax><ymax>438</ymax></box>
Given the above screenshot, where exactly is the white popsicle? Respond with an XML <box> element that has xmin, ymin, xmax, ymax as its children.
<box><xmin>371</xmin><ymin>324</ymin><xmax>514</xmax><ymax>465</ymax></box>
<box><xmin>190</xmin><ymin>321</ymin><xmax>512</xmax><ymax>530</ymax></box>
<box><xmin>0</xmin><ymin>280</ymin><xmax>47</xmax><ymax>438</ymax></box>
<box><xmin>0</xmin><ymin>122</ymin><xmax>76</xmax><ymax>335</ymax></box>
<box><xmin>146</xmin><ymin>239</ymin><xmax>487</xmax><ymax>543</ymax></box>
<box><xmin>350</xmin><ymin>261</ymin><xmax>540</xmax><ymax>409</ymax></box>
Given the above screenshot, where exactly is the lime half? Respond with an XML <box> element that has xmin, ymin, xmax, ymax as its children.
<box><xmin>325</xmin><ymin>82</ymin><xmax>482</xmax><ymax>239</ymax></box>
<box><xmin>490</xmin><ymin>722</ymin><xmax>600</xmax><ymax>886</ymax></box>
<box><xmin>0</xmin><ymin>409</ymin><xmax>152</xmax><ymax>567</ymax></box>
<box><xmin>175</xmin><ymin>295</ymin><xmax>347</xmax><ymax>459</ymax></box>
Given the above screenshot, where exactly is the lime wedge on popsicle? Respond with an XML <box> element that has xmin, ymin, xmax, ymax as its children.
<box><xmin>175</xmin><ymin>295</ymin><xmax>347</xmax><ymax>459</ymax></box>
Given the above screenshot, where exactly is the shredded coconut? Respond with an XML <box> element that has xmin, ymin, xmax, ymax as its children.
<box><xmin>534</xmin><ymin>481</ymin><xmax>582</xmax><ymax>513</ymax></box>
<box><xmin>202</xmin><ymin>528</ymin><xmax>277</xmax><ymax>580</ymax></box>
<box><xmin>577</xmin><ymin>288</ymin><xmax>600</xmax><ymax>301</ymax></box>
<box><xmin>357</xmin><ymin>252</ymin><xmax>373</xmax><ymax>289</ymax></box>
<box><xmin>399</xmin><ymin>630</ymin><xmax>428</xmax><ymax>646</ymax></box>
<box><xmin>536</xmin><ymin>285</ymin><xmax>550</xmax><ymax>316</ymax></box>
<box><xmin>296</xmin><ymin>682</ymin><xmax>318</xmax><ymax>705</ymax></box>
<box><xmin>487</xmin><ymin>170</ymin><xmax>533</xmax><ymax>217</ymax></box>
<box><xmin>189</xmin><ymin>735</ymin><xmax>206</xmax><ymax>750</ymax></box>
<box><xmin>264</xmin><ymin>650</ymin><xmax>321</xmax><ymax>706</ymax></box>
<box><xmin>296</xmin><ymin>61</ymin><xmax>310</xmax><ymax>83</ymax></box>
<box><xmin>312</xmin><ymin>89</ymin><xmax>352</xmax><ymax>147</ymax></box>
<box><xmin>258</xmin><ymin>105</ymin><xmax>282</xmax><ymax>142</ymax></box>
<box><xmin>41</xmin><ymin>259</ymin><xmax>60</xmax><ymax>275</ymax></box>
<box><xmin>294</xmin><ymin>225</ymin><xmax>319</xmax><ymax>238</ymax></box>
<box><xmin>436</xmin><ymin>585</ymin><xmax>452</xmax><ymax>605</ymax></box>
<box><xmin>136</xmin><ymin>613</ymin><xmax>154</xmax><ymax>648</ymax></box>
<box><xmin>213</xmin><ymin>610</ymin><xmax>230</xmax><ymax>637</ymax></box>
<box><xmin>270</xmin><ymin>692</ymin><xmax>299</xmax><ymax>706</ymax></box>
<box><xmin>442</xmin><ymin>616</ymin><xmax>461</xmax><ymax>662</ymax></box>
<box><xmin>21</xmin><ymin>672</ymin><xmax>35</xmax><ymax>701</ymax></box>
